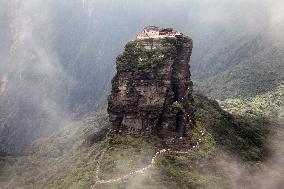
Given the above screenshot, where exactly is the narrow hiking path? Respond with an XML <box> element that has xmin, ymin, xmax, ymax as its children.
<box><xmin>90</xmin><ymin>129</ymin><xmax>206</xmax><ymax>189</ymax></box>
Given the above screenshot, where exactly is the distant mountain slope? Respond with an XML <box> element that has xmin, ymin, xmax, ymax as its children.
<box><xmin>193</xmin><ymin>22</ymin><xmax>284</xmax><ymax>99</ymax></box>
<box><xmin>219</xmin><ymin>82</ymin><xmax>284</xmax><ymax>117</ymax></box>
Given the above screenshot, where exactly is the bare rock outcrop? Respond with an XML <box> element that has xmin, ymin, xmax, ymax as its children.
<box><xmin>108</xmin><ymin>35</ymin><xmax>195</xmax><ymax>139</ymax></box>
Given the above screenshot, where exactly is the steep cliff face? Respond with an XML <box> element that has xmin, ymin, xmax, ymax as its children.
<box><xmin>107</xmin><ymin>36</ymin><xmax>194</xmax><ymax>139</ymax></box>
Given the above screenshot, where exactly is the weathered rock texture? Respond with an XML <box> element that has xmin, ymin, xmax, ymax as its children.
<box><xmin>108</xmin><ymin>36</ymin><xmax>194</xmax><ymax>139</ymax></box>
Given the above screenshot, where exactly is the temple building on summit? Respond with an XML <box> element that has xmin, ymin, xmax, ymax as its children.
<box><xmin>136</xmin><ymin>26</ymin><xmax>182</xmax><ymax>39</ymax></box>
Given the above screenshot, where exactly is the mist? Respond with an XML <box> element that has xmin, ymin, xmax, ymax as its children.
<box><xmin>212</xmin><ymin>120</ymin><xmax>284</xmax><ymax>189</ymax></box>
<box><xmin>0</xmin><ymin>1</ymin><xmax>283</xmax><ymax>188</ymax></box>
<box><xmin>0</xmin><ymin>1</ymin><xmax>70</xmax><ymax>153</ymax></box>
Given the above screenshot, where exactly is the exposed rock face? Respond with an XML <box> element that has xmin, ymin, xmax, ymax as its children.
<box><xmin>108</xmin><ymin>36</ymin><xmax>194</xmax><ymax>139</ymax></box>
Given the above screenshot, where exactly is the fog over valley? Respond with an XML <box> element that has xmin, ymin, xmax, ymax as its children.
<box><xmin>0</xmin><ymin>1</ymin><xmax>283</xmax><ymax>188</ymax></box>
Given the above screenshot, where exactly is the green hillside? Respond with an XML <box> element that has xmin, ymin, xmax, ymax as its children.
<box><xmin>219</xmin><ymin>83</ymin><xmax>284</xmax><ymax>118</ymax></box>
<box><xmin>0</xmin><ymin>93</ymin><xmax>272</xmax><ymax>189</ymax></box>
<box><xmin>193</xmin><ymin>23</ymin><xmax>284</xmax><ymax>99</ymax></box>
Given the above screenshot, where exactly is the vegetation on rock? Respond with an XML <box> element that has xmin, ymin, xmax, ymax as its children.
<box><xmin>0</xmin><ymin>91</ymin><xmax>273</xmax><ymax>189</ymax></box>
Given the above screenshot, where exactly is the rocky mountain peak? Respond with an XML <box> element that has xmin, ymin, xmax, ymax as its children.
<box><xmin>107</xmin><ymin>33</ymin><xmax>195</xmax><ymax>141</ymax></box>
